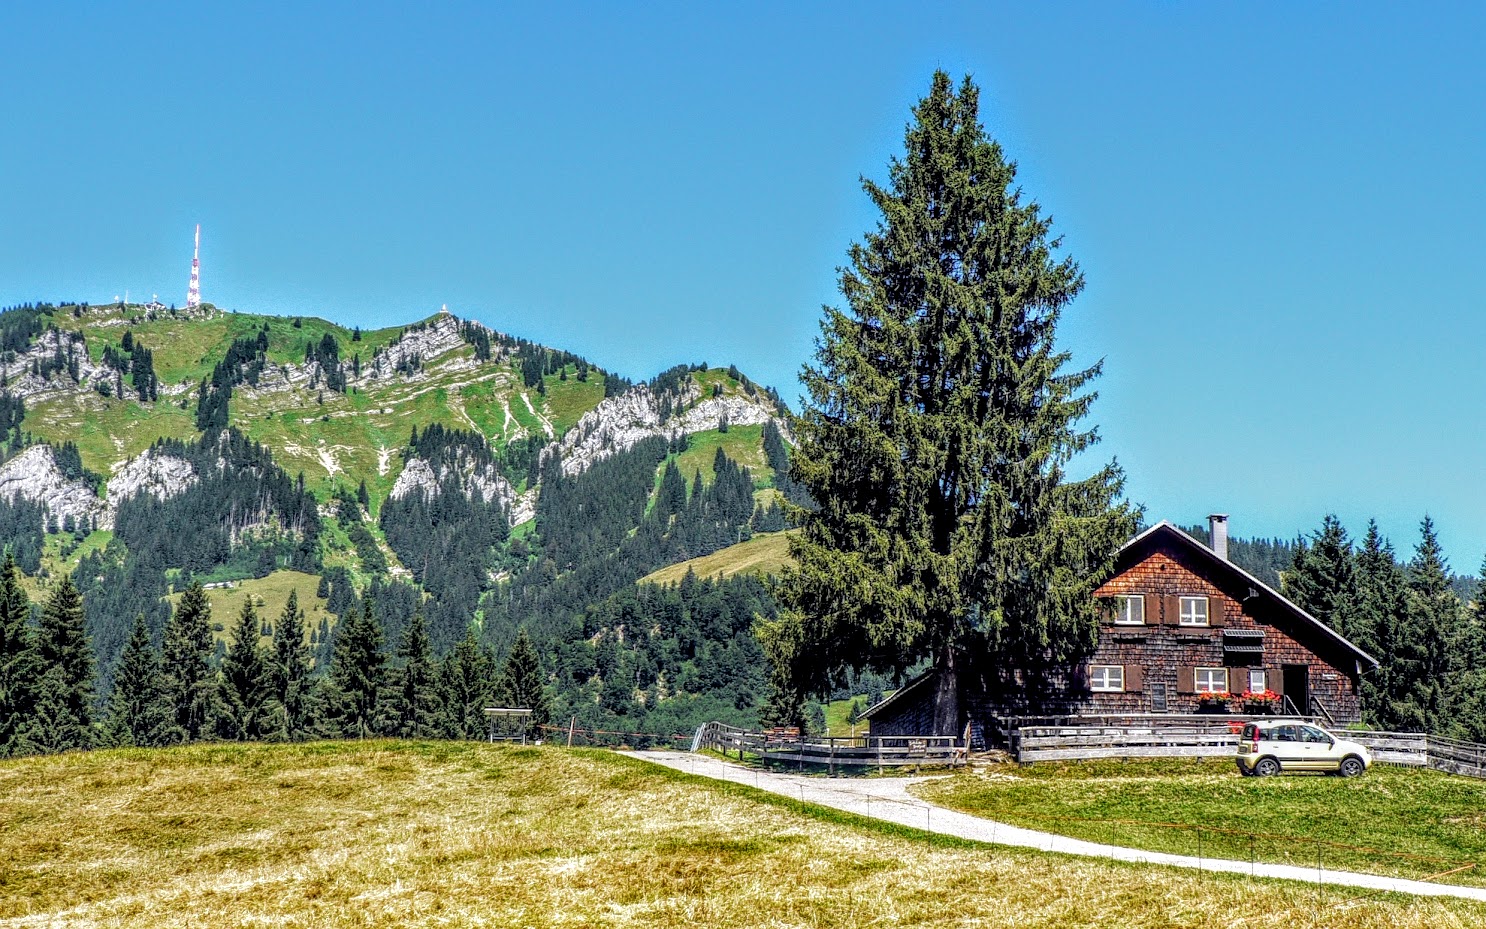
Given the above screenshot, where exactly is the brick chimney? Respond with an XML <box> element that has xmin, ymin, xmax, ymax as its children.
<box><xmin>1208</xmin><ymin>514</ymin><xmax>1229</xmax><ymax>560</ymax></box>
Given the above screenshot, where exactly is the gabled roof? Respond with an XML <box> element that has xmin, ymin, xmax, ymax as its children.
<box><xmin>859</xmin><ymin>669</ymin><xmax>934</xmax><ymax>721</ymax></box>
<box><xmin>1126</xmin><ymin>521</ymin><xmax>1379</xmax><ymax>669</ymax></box>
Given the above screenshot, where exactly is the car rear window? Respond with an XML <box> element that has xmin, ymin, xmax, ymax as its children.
<box><xmin>1243</xmin><ymin>724</ymin><xmax>1260</xmax><ymax>741</ymax></box>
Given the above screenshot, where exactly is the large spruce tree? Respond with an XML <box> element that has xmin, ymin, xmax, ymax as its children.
<box><xmin>388</xmin><ymin>610</ymin><xmax>439</xmax><ymax>738</ymax></box>
<box><xmin>1353</xmin><ymin>520</ymin><xmax>1408</xmax><ymax>728</ymax></box>
<box><xmin>162</xmin><ymin>582</ymin><xmax>217</xmax><ymax>741</ymax></box>
<box><xmin>1284</xmin><ymin>514</ymin><xmax>1359</xmax><ymax>639</ymax></box>
<box><xmin>438</xmin><ymin>628</ymin><xmax>494</xmax><ymax>739</ymax></box>
<box><xmin>0</xmin><ymin>552</ymin><xmax>38</xmax><ymax>755</ymax></box>
<box><xmin>269</xmin><ymin>590</ymin><xmax>314</xmax><ymax>740</ymax></box>
<box><xmin>218</xmin><ymin>599</ymin><xmax>272</xmax><ymax>740</ymax></box>
<box><xmin>1396</xmin><ymin>517</ymin><xmax>1459</xmax><ymax>732</ymax></box>
<box><xmin>327</xmin><ymin>599</ymin><xmax>386</xmax><ymax>738</ymax></box>
<box><xmin>104</xmin><ymin>613</ymin><xmax>178</xmax><ymax>747</ymax></box>
<box><xmin>32</xmin><ymin>575</ymin><xmax>95</xmax><ymax>747</ymax></box>
<box><xmin>495</xmin><ymin>628</ymin><xmax>551</xmax><ymax>739</ymax></box>
<box><xmin>771</xmin><ymin>71</ymin><xmax>1136</xmax><ymax>734</ymax></box>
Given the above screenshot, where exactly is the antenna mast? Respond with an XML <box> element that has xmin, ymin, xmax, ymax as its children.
<box><xmin>186</xmin><ymin>224</ymin><xmax>201</xmax><ymax>309</ymax></box>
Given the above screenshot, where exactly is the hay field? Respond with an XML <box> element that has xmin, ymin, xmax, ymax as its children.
<box><xmin>1</xmin><ymin>741</ymin><xmax>1482</xmax><ymax>927</ymax></box>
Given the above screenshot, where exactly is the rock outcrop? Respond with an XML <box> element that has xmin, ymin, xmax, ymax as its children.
<box><xmin>0</xmin><ymin>445</ymin><xmax>107</xmax><ymax>529</ymax></box>
<box><xmin>389</xmin><ymin>447</ymin><xmax>530</xmax><ymax>524</ymax></box>
<box><xmin>550</xmin><ymin>382</ymin><xmax>781</xmax><ymax>477</ymax></box>
<box><xmin>105</xmin><ymin>449</ymin><xmax>198</xmax><ymax>513</ymax></box>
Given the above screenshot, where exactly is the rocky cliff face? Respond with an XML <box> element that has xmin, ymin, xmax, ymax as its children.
<box><xmin>550</xmin><ymin>382</ymin><xmax>781</xmax><ymax>477</ymax></box>
<box><xmin>0</xmin><ymin>445</ymin><xmax>204</xmax><ymax>532</ymax></box>
<box><xmin>0</xmin><ymin>329</ymin><xmax>146</xmax><ymax>402</ymax></box>
<box><xmin>105</xmin><ymin>449</ymin><xmax>198</xmax><ymax>512</ymax></box>
<box><xmin>0</xmin><ymin>445</ymin><xmax>106</xmax><ymax>528</ymax></box>
<box><xmin>389</xmin><ymin>447</ymin><xmax>534</xmax><ymax>525</ymax></box>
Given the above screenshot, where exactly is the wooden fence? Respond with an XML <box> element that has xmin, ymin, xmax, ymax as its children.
<box><xmin>692</xmin><ymin>721</ymin><xmax>964</xmax><ymax>771</ymax></box>
<box><xmin>1011</xmin><ymin>721</ymin><xmax>1486</xmax><ymax>779</ymax></box>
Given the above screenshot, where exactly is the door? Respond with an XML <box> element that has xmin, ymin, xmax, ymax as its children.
<box><xmin>1283</xmin><ymin>664</ymin><xmax>1310</xmax><ymax>716</ymax></box>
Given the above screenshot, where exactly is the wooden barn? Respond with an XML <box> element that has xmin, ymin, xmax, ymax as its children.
<box><xmin>864</xmin><ymin>516</ymin><xmax>1379</xmax><ymax>741</ymax></box>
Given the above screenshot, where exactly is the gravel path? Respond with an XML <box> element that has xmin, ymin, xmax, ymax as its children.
<box><xmin>623</xmin><ymin>749</ymin><xmax>1486</xmax><ymax>902</ymax></box>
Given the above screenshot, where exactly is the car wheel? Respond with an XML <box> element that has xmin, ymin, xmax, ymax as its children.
<box><xmin>1339</xmin><ymin>756</ymin><xmax>1365</xmax><ymax>778</ymax></box>
<box><xmin>1254</xmin><ymin>757</ymin><xmax>1281</xmax><ymax>777</ymax></box>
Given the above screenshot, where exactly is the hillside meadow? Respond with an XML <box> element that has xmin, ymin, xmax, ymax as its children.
<box><xmin>2</xmin><ymin>741</ymin><xmax>1484</xmax><ymax>927</ymax></box>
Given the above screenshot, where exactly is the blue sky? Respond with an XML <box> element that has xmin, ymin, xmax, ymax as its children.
<box><xmin>3</xmin><ymin>3</ymin><xmax>1485</xmax><ymax>568</ymax></box>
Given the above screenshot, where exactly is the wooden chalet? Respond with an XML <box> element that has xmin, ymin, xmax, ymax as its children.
<box><xmin>864</xmin><ymin>516</ymin><xmax>1379</xmax><ymax>741</ymax></box>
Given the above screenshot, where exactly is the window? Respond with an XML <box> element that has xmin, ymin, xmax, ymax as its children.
<box><xmin>1300</xmin><ymin>726</ymin><xmax>1332</xmax><ymax>744</ymax></box>
<box><xmin>1114</xmin><ymin>595</ymin><xmax>1145</xmax><ymax>625</ymax></box>
<box><xmin>1248</xmin><ymin>669</ymin><xmax>1267</xmax><ymax>694</ymax></box>
<box><xmin>1089</xmin><ymin>665</ymin><xmax>1125</xmax><ymax>692</ymax></box>
<box><xmin>1273</xmin><ymin>725</ymin><xmax>1300</xmax><ymax>742</ymax></box>
<box><xmin>1179</xmin><ymin>596</ymin><xmax>1210</xmax><ymax>626</ymax></box>
<box><xmin>1194</xmin><ymin>667</ymin><xmax>1227</xmax><ymax>693</ymax></box>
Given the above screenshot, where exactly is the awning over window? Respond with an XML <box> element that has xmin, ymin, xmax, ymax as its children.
<box><xmin>1223</xmin><ymin>628</ymin><xmax>1265</xmax><ymax>654</ymax></box>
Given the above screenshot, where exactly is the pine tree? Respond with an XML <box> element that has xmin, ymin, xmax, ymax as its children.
<box><xmin>269</xmin><ymin>590</ymin><xmax>313</xmax><ymax>740</ymax></box>
<box><xmin>388</xmin><ymin>611</ymin><xmax>439</xmax><ymax>738</ymax></box>
<box><xmin>104</xmin><ymin>614</ymin><xmax>178</xmax><ymax>747</ymax></box>
<box><xmin>1445</xmin><ymin>554</ymin><xmax>1486</xmax><ymax>741</ymax></box>
<box><xmin>495</xmin><ymin>628</ymin><xmax>550</xmax><ymax>739</ymax></box>
<box><xmin>1353</xmin><ymin>520</ymin><xmax>1407</xmax><ymax>728</ymax></box>
<box><xmin>438</xmin><ymin>628</ymin><xmax>494</xmax><ymax>739</ymax></box>
<box><xmin>770</xmin><ymin>71</ymin><xmax>1137</xmax><ymax>734</ymax></box>
<box><xmin>1395</xmin><ymin>517</ymin><xmax>1459</xmax><ymax>732</ymax></box>
<box><xmin>26</xmin><ymin>575</ymin><xmax>94</xmax><ymax>749</ymax></box>
<box><xmin>0</xmin><ymin>552</ymin><xmax>38</xmax><ymax>755</ymax></box>
<box><xmin>218</xmin><ymin>598</ymin><xmax>271</xmax><ymax>740</ymax></box>
<box><xmin>1284</xmin><ymin>514</ymin><xmax>1359</xmax><ymax>639</ymax></box>
<box><xmin>19</xmin><ymin>666</ymin><xmax>88</xmax><ymax>753</ymax></box>
<box><xmin>328</xmin><ymin>599</ymin><xmax>385</xmax><ymax>738</ymax></box>
<box><xmin>162</xmin><ymin>582</ymin><xmax>217</xmax><ymax>741</ymax></box>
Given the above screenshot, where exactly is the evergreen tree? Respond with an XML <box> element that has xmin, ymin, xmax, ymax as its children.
<box><xmin>218</xmin><ymin>598</ymin><xmax>272</xmax><ymax>740</ymax></box>
<box><xmin>0</xmin><ymin>552</ymin><xmax>37</xmax><ymax>755</ymax></box>
<box><xmin>1395</xmin><ymin>517</ymin><xmax>1459</xmax><ymax>732</ymax></box>
<box><xmin>770</xmin><ymin>71</ymin><xmax>1137</xmax><ymax>734</ymax></box>
<box><xmin>388</xmin><ymin>610</ymin><xmax>439</xmax><ymax>738</ymax></box>
<box><xmin>438</xmin><ymin>628</ymin><xmax>494</xmax><ymax>739</ymax></box>
<box><xmin>1353</xmin><ymin>520</ymin><xmax>1408</xmax><ymax>728</ymax></box>
<box><xmin>19</xmin><ymin>576</ymin><xmax>94</xmax><ymax>751</ymax></box>
<box><xmin>104</xmin><ymin>614</ymin><xmax>177</xmax><ymax>747</ymax></box>
<box><xmin>328</xmin><ymin>599</ymin><xmax>385</xmax><ymax>738</ymax></box>
<box><xmin>269</xmin><ymin>591</ymin><xmax>313</xmax><ymax>740</ymax></box>
<box><xmin>1284</xmin><ymin>514</ymin><xmax>1359</xmax><ymax>639</ymax></box>
<box><xmin>162</xmin><ymin>582</ymin><xmax>217</xmax><ymax>741</ymax></box>
<box><xmin>495</xmin><ymin>628</ymin><xmax>550</xmax><ymax>738</ymax></box>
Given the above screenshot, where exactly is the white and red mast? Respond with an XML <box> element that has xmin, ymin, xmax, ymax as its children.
<box><xmin>186</xmin><ymin>224</ymin><xmax>201</xmax><ymax>309</ymax></box>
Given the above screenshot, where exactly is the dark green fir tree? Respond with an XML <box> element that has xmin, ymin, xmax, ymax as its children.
<box><xmin>0</xmin><ymin>552</ymin><xmax>38</xmax><ymax>756</ymax></box>
<box><xmin>218</xmin><ymin>598</ymin><xmax>272</xmax><ymax>740</ymax></box>
<box><xmin>162</xmin><ymin>582</ymin><xmax>217</xmax><ymax>741</ymax></box>
<box><xmin>1352</xmin><ymin>520</ymin><xmax>1408</xmax><ymax>728</ymax></box>
<box><xmin>1396</xmin><ymin>517</ymin><xmax>1459</xmax><ymax>732</ymax></box>
<box><xmin>438</xmin><ymin>628</ymin><xmax>494</xmax><ymax>739</ymax></box>
<box><xmin>269</xmin><ymin>590</ymin><xmax>314</xmax><ymax>740</ymax></box>
<box><xmin>23</xmin><ymin>575</ymin><xmax>94</xmax><ymax>750</ymax></box>
<box><xmin>328</xmin><ymin>599</ymin><xmax>385</xmax><ymax>738</ymax></box>
<box><xmin>388</xmin><ymin>610</ymin><xmax>439</xmax><ymax>738</ymax></box>
<box><xmin>769</xmin><ymin>71</ymin><xmax>1137</xmax><ymax>735</ymax></box>
<box><xmin>104</xmin><ymin>614</ymin><xmax>178</xmax><ymax>747</ymax></box>
<box><xmin>1284</xmin><ymin>514</ymin><xmax>1359</xmax><ymax>639</ymax></box>
<box><xmin>495</xmin><ymin>628</ymin><xmax>551</xmax><ymax>738</ymax></box>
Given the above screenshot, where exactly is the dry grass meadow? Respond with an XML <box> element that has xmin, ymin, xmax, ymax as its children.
<box><xmin>2</xmin><ymin>740</ymin><xmax>1483</xmax><ymax>927</ymax></box>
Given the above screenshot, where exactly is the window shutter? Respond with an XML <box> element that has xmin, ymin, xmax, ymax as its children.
<box><xmin>1269</xmin><ymin>667</ymin><xmax>1285</xmax><ymax>696</ymax></box>
<box><xmin>1207</xmin><ymin>596</ymin><xmax>1224</xmax><ymax>627</ymax></box>
<box><xmin>1142</xmin><ymin>594</ymin><xmax>1158</xmax><ymax>625</ymax></box>
<box><xmin>1125</xmin><ymin>665</ymin><xmax>1144</xmax><ymax>692</ymax></box>
<box><xmin>1228</xmin><ymin>667</ymin><xmax>1247</xmax><ymax>693</ymax></box>
<box><xmin>1176</xmin><ymin>666</ymin><xmax>1195</xmax><ymax>693</ymax></box>
<box><xmin>1071</xmin><ymin>664</ymin><xmax>1089</xmax><ymax>691</ymax></box>
<box><xmin>1164</xmin><ymin>594</ymin><xmax>1181</xmax><ymax>625</ymax></box>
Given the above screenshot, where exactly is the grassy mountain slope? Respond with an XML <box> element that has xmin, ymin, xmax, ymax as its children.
<box><xmin>642</xmin><ymin>529</ymin><xmax>795</xmax><ymax>585</ymax></box>
<box><xmin>3</xmin><ymin>741</ymin><xmax>1474</xmax><ymax>927</ymax></box>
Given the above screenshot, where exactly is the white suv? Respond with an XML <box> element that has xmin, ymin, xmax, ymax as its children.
<box><xmin>1235</xmin><ymin>719</ymin><xmax>1371</xmax><ymax>777</ymax></box>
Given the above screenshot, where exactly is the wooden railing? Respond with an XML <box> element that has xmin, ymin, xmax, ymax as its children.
<box><xmin>692</xmin><ymin>721</ymin><xmax>965</xmax><ymax>770</ymax></box>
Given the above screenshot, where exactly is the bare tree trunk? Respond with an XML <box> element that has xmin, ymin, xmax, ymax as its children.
<box><xmin>932</xmin><ymin>644</ymin><xmax>960</xmax><ymax>737</ymax></box>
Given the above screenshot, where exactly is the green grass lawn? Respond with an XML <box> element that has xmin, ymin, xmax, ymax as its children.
<box><xmin>164</xmin><ymin>569</ymin><xmax>335</xmax><ymax>646</ymax></box>
<box><xmin>673</xmin><ymin>424</ymin><xmax>771</xmax><ymax>487</ymax></box>
<box><xmin>917</xmin><ymin>757</ymin><xmax>1486</xmax><ymax>887</ymax></box>
<box><xmin>1</xmin><ymin>741</ymin><xmax>1480</xmax><ymax>927</ymax></box>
